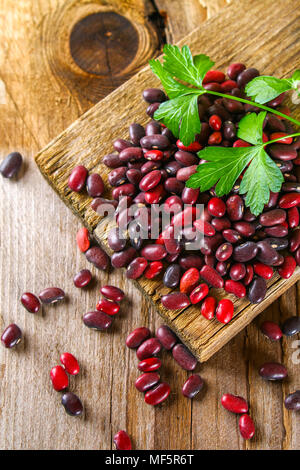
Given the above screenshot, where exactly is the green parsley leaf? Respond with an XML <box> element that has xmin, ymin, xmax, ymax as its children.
<box><xmin>193</xmin><ymin>54</ymin><xmax>215</xmax><ymax>84</ymax></box>
<box><xmin>239</xmin><ymin>148</ymin><xmax>284</xmax><ymax>215</ymax></box>
<box><xmin>245</xmin><ymin>76</ymin><xmax>292</xmax><ymax>104</ymax></box>
<box><xmin>149</xmin><ymin>59</ymin><xmax>194</xmax><ymax>99</ymax></box>
<box><xmin>154</xmin><ymin>93</ymin><xmax>201</xmax><ymax>145</ymax></box>
<box><xmin>237</xmin><ymin>111</ymin><xmax>266</xmax><ymax>145</ymax></box>
<box><xmin>292</xmin><ymin>70</ymin><xmax>300</xmax><ymax>82</ymax></box>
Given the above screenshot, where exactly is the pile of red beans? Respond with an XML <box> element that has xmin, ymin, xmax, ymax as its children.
<box><xmin>72</xmin><ymin>61</ymin><xmax>300</xmax><ymax>319</ymax></box>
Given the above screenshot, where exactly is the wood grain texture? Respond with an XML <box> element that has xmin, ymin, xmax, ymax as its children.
<box><xmin>0</xmin><ymin>0</ymin><xmax>299</xmax><ymax>451</ymax></box>
<box><xmin>35</xmin><ymin>0</ymin><xmax>300</xmax><ymax>362</ymax></box>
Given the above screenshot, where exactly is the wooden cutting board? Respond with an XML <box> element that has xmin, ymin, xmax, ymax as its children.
<box><xmin>35</xmin><ymin>0</ymin><xmax>300</xmax><ymax>362</ymax></box>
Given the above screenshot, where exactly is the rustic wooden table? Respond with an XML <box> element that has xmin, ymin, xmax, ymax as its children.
<box><xmin>0</xmin><ymin>0</ymin><xmax>299</xmax><ymax>450</ymax></box>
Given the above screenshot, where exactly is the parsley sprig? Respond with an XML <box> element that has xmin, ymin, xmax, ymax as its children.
<box><xmin>149</xmin><ymin>44</ymin><xmax>300</xmax><ymax>215</ymax></box>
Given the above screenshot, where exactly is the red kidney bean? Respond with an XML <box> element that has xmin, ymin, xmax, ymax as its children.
<box><xmin>135</xmin><ymin>372</ymin><xmax>160</xmax><ymax>392</ymax></box>
<box><xmin>259</xmin><ymin>362</ymin><xmax>288</xmax><ymax>381</ymax></box>
<box><xmin>21</xmin><ymin>292</ymin><xmax>40</xmax><ymax>313</ymax></box>
<box><xmin>207</xmin><ymin>197</ymin><xmax>226</xmax><ymax>217</ymax></box>
<box><xmin>253</xmin><ymin>262</ymin><xmax>273</xmax><ymax>279</ymax></box>
<box><xmin>126</xmin><ymin>327</ymin><xmax>150</xmax><ymax>349</ymax></box>
<box><xmin>237</xmin><ymin>67</ymin><xmax>259</xmax><ymax>88</ymax></box>
<box><xmin>112</xmin><ymin>183</ymin><xmax>136</xmax><ymax>200</ymax></box>
<box><xmin>143</xmin><ymin>88</ymin><xmax>166</xmax><ymax>103</ymax></box>
<box><xmin>278</xmin><ymin>255</ymin><xmax>296</xmax><ymax>279</ymax></box>
<box><xmin>113</xmin><ymin>430</ymin><xmax>132</xmax><ymax>450</ymax></box>
<box><xmin>279</xmin><ymin>192</ymin><xmax>300</xmax><ymax>208</ymax></box>
<box><xmin>284</xmin><ymin>391</ymin><xmax>300</xmax><ymax>411</ymax></box>
<box><xmin>201</xmin><ymin>296</ymin><xmax>216</xmax><ymax>320</ymax></box>
<box><xmin>136</xmin><ymin>338</ymin><xmax>161</xmax><ymax>360</ymax></box>
<box><xmin>83</xmin><ymin>311</ymin><xmax>113</xmax><ymax>330</ymax></box>
<box><xmin>216</xmin><ymin>299</ymin><xmax>234</xmax><ymax>324</ymax></box>
<box><xmin>179</xmin><ymin>255</ymin><xmax>203</xmax><ymax>270</ymax></box>
<box><xmin>91</xmin><ymin>197</ymin><xmax>117</xmax><ymax>215</ymax></box>
<box><xmin>50</xmin><ymin>365</ymin><xmax>68</xmax><ymax>391</ymax></box>
<box><xmin>119</xmin><ymin>147</ymin><xmax>143</xmax><ymax>163</ymax></box>
<box><xmin>222</xmin><ymin>229</ymin><xmax>242</xmax><ymax>244</ymax></box>
<box><xmin>61</xmin><ymin>392</ymin><xmax>83</xmax><ymax>416</ymax></box>
<box><xmin>282</xmin><ymin>316</ymin><xmax>300</xmax><ymax>336</ymax></box>
<box><xmin>216</xmin><ymin>261</ymin><xmax>229</xmax><ymax>276</ymax></box>
<box><xmin>268</xmin><ymin>144</ymin><xmax>297</xmax><ymax>161</ymax></box>
<box><xmin>225</xmin><ymin>280</ymin><xmax>246</xmax><ymax>298</ymax></box>
<box><xmin>86</xmin><ymin>173</ymin><xmax>104</xmax><ymax>197</ymax></box>
<box><xmin>68</xmin><ymin>165</ymin><xmax>88</xmax><ymax>192</ymax></box>
<box><xmin>144</xmin><ymin>183</ymin><xmax>165</xmax><ymax>204</ymax></box>
<box><xmin>221</xmin><ymin>80</ymin><xmax>238</xmax><ymax>92</ymax></box>
<box><xmin>139</xmin><ymin>170</ymin><xmax>161</xmax><ymax>191</ymax></box>
<box><xmin>172</xmin><ymin>206</ymin><xmax>199</xmax><ymax>227</ymax></box>
<box><xmin>260</xmin><ymin>321</ymin><xmax>283</xmax><ymax>341</ymax></box>
<box><xmin>211</xmin><ymin>217</ymin><xmax>231</xmax><ymax>232</ymax></box>
<box><xmin>176</xmin><ymin>165</ymin><xmax>197</xmax><ymax>182</ymax></box>
<box><xmin>164</xmin><ymin>177</ymin><xmax>185</xmax><ymax>194</ymax></box>
<box><xmin>138</xmin><ymin>357</ymin><xmax>161</xmax><ymax>372</ymax></box>
<box><xmin>208</xmin><ymin>131</ymin><xmax>222</xmax><ymax>145</ymax></box>
<box><xmin>85</xmin><ymin>246</ymin><xmax>109</xmax><ymax>270</ymax></box>
<box><xmin>243</xmin><ymin>265</ymin><xmax>254</xmax><ymax>286</ymax></box>
<box><xmin>239</xmin><ymin>414</ymin><xmax>255</xmax><ymax>440</ymax></box>
<box><xmin>0</xmin><ymin>152</ymin><xmax>23</xmax><ymax>178</ymax></box>
<box><xmin>233</xmin><ymin>241</ymin><xmax>258</xmax><ymax>262</ymax></box>
<box><xmin>141</xmin><ymin>160</ymin><xmax>161</xmax><ymax>175</ymax></box>
<box><xmin>194</xmin><ymin>219</ymin><xmax>215</xmax><ymax>237</ymax></box>
<box><xmin>200</xmin><ymin>265</ymin><xmax>224</xmax><ymax>289</ymax></box>
<box><xmin>163</xmin><ymin>264</ymin><xmax>181</xmax><ymax>288</ymax></box>
<box><xmin>76</xmin><ymin>227</ymin><xmax>90</xmax><ymax>253</ymax></box>
<box><xmin>227</xmin><ymin>63</ymin><xmax>246</xmax><ymax>80</ymax></box>
<box><xmin>180</xmin><ymin>268</ymin><xmax>200</xmax><ymax>294</ymax></box>
<box><xmin>226</xmin><ymin>195</ymin><xmax>244</xmax><ymax>221</ymax></box>
<box><xmin>1</xmin><ymin>324</ymin><xmax>22</xmax><ymax>348</ymax></box>
<box><xmin>181</xmin><ymin>188</ymin><xmax>199</xmax><ymax>205</ymax></box>
<box><xmin>126</xmin><ymin>257</ymin><xmax>148</xmax><ymax>279</ymax></box>
<box><xmin>209</xmin><ymin>114</ymin><xmax>222</xmax><ymax>131</ymax></box>
<box><xmin>190</xmin><ymin>283</ymin><xmax>209</xmax><ymax>304</ymax></box>
<box><xmin>144</xmin><ymin>382</ymin><xmax>171</xmax><ymax>406</ymax></box>
<box><xmin>223</xmin><ymin>98</ymin><xmax>244</xmax><ymax>114</ymax></box>
<box><xmin>270</xmin><ymin>132</ymin><xmax>293</xmax><ymax>144</ymax></box>
<box><xmin>230</xmin><ymin>263</ymin><xmax>246</xmax><ymax>281</ymax></box>
<box><xmin>164</xmin><ymin>195</ymin><xmax>183</xmax><ymax>214</ymax></box>
<box><xmin>108</xmin><ymin>167</ymin><xmax>127</xmax><ymax>186</ymax></box>
<box><xmin>221</xmin><ymin>393</ymin><xmax>248</xmax><ymax>414</ymax></box>
<box><xmin>172</xmin><ymin>344</ymin><xmax>197</xmax><ymax>370</ymax></box>
<box><xmin>233</xmin><ymin>221</ymin><xmax>255</xmax><ymax>238</ymax></box>
<box><xmin>176</xmin><ymin>140</ymin><xmax>202</xmax><ymax>152</ymax></box>
<box><xmin>140</xmin><ymin>134</ymin><xmax>170</xmax><ymax>150</ymax></box>
<box><xmin>288</xmin><ymin>207</ymin><xmax>299</xmax><ymax>228</ymax></box>
<box><xmin>39</xmin><ymin>287</ymin><xmax>65</xmax><ymax>304</ymax></box>
<box><xmin>182</xmin><ymin>375</ymin><xmax>204</xmax><ymax>398</ymax></box>
<box><xmin>100</xmin><ymin>285</ymin><xmax>124</xmax><ymax>302</ymax></box>
<box><xmin>144</xmin><ymin>149</ymin><xmax>164</xmax><ymax>161</ymax></box>
<box><xmin>141</xmin><ymin>244</ymin><xmax>167</xmax><ymax>261</ymax></box>
<box><xmin>264</xmin><ymin>225</ymin><xmax>288</xmax><ymax>237</ymax></box>
<box><xmin>103</xmin><ymin>153</ymin><xmax>122</xmax><ymax>168</ymax></box>
<box><xmin>156</xmin><ymin>325</ymin><xmax>177</xmax><ymax>350</ymax></box>
<box><xmin>96</xmin><ymin>298</ymin><xmax>120</xmax><ymax>315</ymax></box>
<box><xmin>60</xmin><ymin>352</ymin><xmax>80</xmax><ymax>375</ymax></box>
<box><xmin>161</xmin><ymin>292</ymin><xmax>190</xmax><ymax>310</ymax></box>
<box><xmin>216</xmin><ymin>243</ymin><xmax>233</xmax><ymax>262</ymax></box>
<box><xmin>203</xmin><ymin>70</ymin><xmax>225</xmax><ymax>84</ymax></box>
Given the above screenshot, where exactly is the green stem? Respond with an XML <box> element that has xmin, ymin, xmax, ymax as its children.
<box><xmin>204</xmin><ymin>90</ymin><xmax>300</xmax><ymax>127</ymax></box>
<box><xmin>264</xmin><ymin>132</ymin><xmax>300</xmax><ymax>147</ymax></box>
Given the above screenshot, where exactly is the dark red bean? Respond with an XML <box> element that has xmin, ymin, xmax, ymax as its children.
<box><xmin>253</xmin><ymin>263</ymin><xmax>273</xmax><ymax>279</ymax></box>
<box><xmin>50</xmin><ymin>365</ymin><xmax>68</xmax><ymax>391</ymax></box>
<box><xmin>112</xmin><ymin>183</ymin><xmax>136</xmax><ymax>200</ymax></box>
<box><xmin>96</xmin><ymin>298</ymin><xmax>120</xmax><ymax>315</ymax></box>
<box><xmin>91</xmin><ymin>197</ymin><xmax>117</xmax><ymax>214</ymax></box>
<box><xmin>239</xmin><ymin>414</ymin><xmax>255</xmax><ymax>440</ymax></box>
<box><xmin>259</xmin><ymin>362</ymin><xmax>288</xmax><ymax>381</ymax></box>
<box><xmin>86</xmin><ymin>173</ymin><xmax>104</xmax><ymax>197</ymax></box>
<box><xmin>223</xmin><ymin>229</ymin><xmax>242</xmax><ymax>244</ymax></box>
<box><xmin>194</xmin><ymin>219</ymin><xmax>215</xmax><ymax>236</ymax></box>
<box><xmin>126</xmin><ymin>327</ymin><xmax>150</xmax><ymax>349</ymax></box>
<box><xmin>60</xmin><ymin>352</ymin><xmax>80</xmax><ymax>375</ymax></box>
<box><xmin>248</xmin><ymin>277</ymin><xmax>267</xmax><ymax>304</ymax></box>
<box><xmin>126</xmin><ymin>257</ymin><xmax>148</xmax><ymax>279</ymax></box>
<box><xmin>226</xmin><ymin>195</ymin><xmax>244</xmax><ymax>221</ymax></box>
<box><xmin>68</xmin><ymin>165</ymin><xmax>88</xmax><ymax>192</ymax></box>
<box><xmin>145</xmin><ymin>120</ymin><xmax>161</xmax><ymax>136</ymax></box>
<box><xmin>21</xmin><ymin>292</ymin><xmax>40</xmax><ymax>313</ymax></box>
<box><xmin>138</xmin><ymin>357</ymin><xmax>162</xmax><ymax>372</ymax></box>
<box><xmin>233</xmin><ymin>221</ymin><xmax>255</xmax><ymax>237</ymax></box>
<box><xmin>107</xmin><ymin>228</ymin><xmax>127</xmax><ymax>252</ymax></box>
<box><xmin>230</xmin><ymin>263</ymin><xmax>246</xmax><ymax>281</ymax></box>
<box><xmin>237</xmin><ymin>68</ymin><xmax>259</xmax><ymax>88</ymax></box>
<box><xmin>181</xmin><ymin>187</ymin><xmax>199</xmax><ymax>205</ymax></box>
<box><xmin>119</xmin><ymin>146</ymin><xmax>143</xmax><ymax>163</ymax></box>
<box><xmin>211</xmin><ymin>217</ymin><xmax>231</xmax><ymax>232</ymax></box>
<box><xmin>182</xmin><ymin>375</ymin><xmax>204</xmax><ymax>398</ymax></box>
<box><xmin>129</xmin><ymin>123</ymin><xmax>145</xmax><ymax>145</ymax></box>
<box><xmin>200</xmin><ymin>265</ymin><xmax>224</xmax><ymax>288</ymax></box>
<box><xmin>201</xmin><ymin>296</ymin><xmax>216</xmax><ymax>320</ymax></box>
<box><xmin>265</xmin><ymin>237</ymin><xmax>288</xmax><ymax>251</ymax></box>
<box><xmin>243</xmin><ymin>265</ymin><xmax>254</xmax><ymax>286</ymax></box>
<box><xmin>284</xmin><ymin>391</ymin><xmax>300</xmax><ymax>411</ymax></box>
<box><xmin>221</xmin><ymin>394</ymin><xmax>248</xmax><ymax>414</ymax></box>
<box><xmin>111</xmin><ymin>247</ymin><xmax>137</xmax><ymax>268</ymax></box>
<box><xmin>223</xmin><ymin>98</ymin><xmax>244</xmax><ymax>114</ymax></box>
<box><xmin>268</xmin><ymin>144</ymin><xmax>297</xmax><ymax>161</ymax></box>
<box><xmin>164</xmin><ymin>160</ymin><xmax>182</xmax><ymax>176</ymax></box>
<box><xmin>216</xmin><ymin>243</ymin><xmax>233</xmax><ymax>262</ymax></box>
<box><xmin>227</xmin><ymin>63</ymin><xmax>246</xmax><ymax>80</ymax></box>
<box><xmin>216</xmin><ymin>261</ymin><xmax>229</xmax><ymax>276</ymax></box>
<box><xmin>39</xmin><ymin>287</ymin><xmax>65</xmax><ymax>304</ymax></box>
<box><xmin>175</xmin><ymin>150</ymin><xmax>198</xmax><ymax>166</ymax></box>
<box><xmin>264</xmin><ymin>225</ymin><xmax>288</xmax><ymax>237</ymax></box>
<box><xmin>163</xmin><ymin>264</ymin><xmax>181</xmax><ymax>288</ymax></box>
<box><xmin>103</xmin><ymin>153</ymin><xmax>122</xmax><ymax>168</ymax></box>
<box><xmin>85</xmin><ymin>246</ymin><xmax>109</xmax><ymax>270</ymax></box>
<box><xmin>288</xmin><ymin>207</ymin><xmax>299</xmax><ymax>228</ymax></box>
<box><xmin>156</xmin><ymin>325</ymin><xmax>177</xmax><ymax>350</ymax></box>
<box><xmin>164</xmin><ymin>177</ymin><xmax>185</xmax><ymax>193</ymax></box>
<box><xmin>136</xmin><ymin>338</ymin><xmax>161</xmax><ymax>360</ymax></box>
<box><xmin>233</xmin><ymin>242</ymin><xmax>258</xmax><ymax>262</ymax></box>
<box><xmin>143</xmin><ymin>88</ymin><xmax>166</xmax><ymax>103</ymax></box>
<box><xmin>282</xmin><ymin>316</ymin><xmax>300</xmax><ymax>336</ymax></box>
<box><xmin>144</xmin><ymin>382</ymin><xmax>171</xmax><ymax>406</ymax></box>
<box><xmin>260</xmin><ymin>321</ymin><xmax>283</xmax><ymax>341</ymax></box>
<box><xmin>61</xmin><ymin>392</ymin><xmax>83</xmax><ymax>416</ymax></box>
<box><xmin>135</xmin><ymin>372</ymin><xmax>160</xmax><ymax>392</ymax></box>
<box><xmin>161</xmin><ymin>292</ymin><xmax>190</xmax><ymax>310</ymax></box>
<box><xmin>147</xmin><ymin>102</ymin><xmax>160</xmax><ymax>118</ymax></box>
<box><xmin>216</xmin><ymin>299</ymin><xmax>234</xmax><ymax>324</ymax></box>
<box><xmin>83</xmin><ymin>311</ymin><xmax>113</xmax><ymax>330</ymax></box>
<box><xmin>172</xmin><ymin>344</ymin><xmax>197</xmax><ymax>370</ymax></box>
<box><xmin>0</xmin><ymin>152</ymin><xmax>23</xmax><ymax>178</ymax></box>
<box><xmin>278</xmin><ymin>256</ymin><xmax>296</xmax><ymax>279</ymax></box>
<box><xmin>113</xmin><ymin>430</ymin><xmax>132</xmax><ymax>450</ymax></box>
<box><xmin>256</xmin><ymin>240</ymin><xmax>280</xmax><ymax>265</ymax></box>
<box><xmin>1</xmin><ymin>324</ymin><xmax>22</xmax><ymax>348</ymax></box>
<box><xmin>113</xmin><ymin>139</ymin><xmax>133</xmax><ymax>153</ymax></box>
<box><xmin>140</xmin><ymin>134</ymin><xmax>170</xmax><ymax>150</ymax></box>
<box><xmin>176</xmin><ymin>165</ymin><xmax>197</xmax><ymax>182</ymax></box>
<box><xmin>225</xmin><ymin>280</ymin><xmax>246</xmax><ymax>298</ymax></box>
<box><xmin>100</xmin><ymin>285</ymin><xmax>124</xmax><ymax>302</ymax></box>
<box><xmin>179</xmin><ymin>255</ymin><xmax>203</xmax><ymax>270</ymax></box>
<box><xmin>108</xmin><ymin>167</ymin><xmax>127</xmax><ymax>186</ymax></box>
